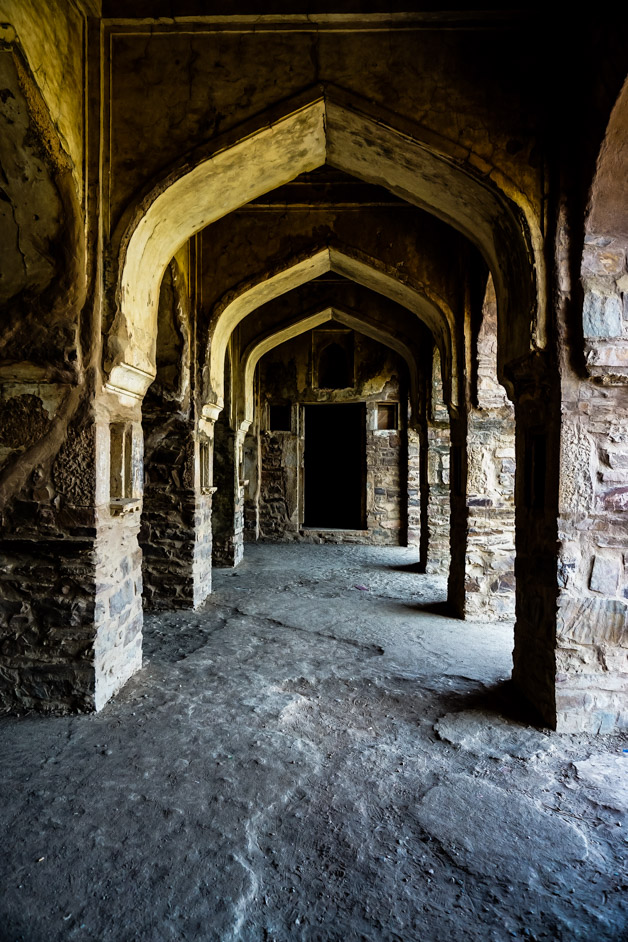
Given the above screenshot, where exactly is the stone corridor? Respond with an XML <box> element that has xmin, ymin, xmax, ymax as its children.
<box><xmin>1</xmin><ymin>544</ymin><xmax>626</xmax><ymax>942</ymax></box>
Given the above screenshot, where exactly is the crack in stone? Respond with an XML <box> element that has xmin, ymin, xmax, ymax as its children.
<box><xmin>227</xmin><ymin>603</ymin><xmax>386</xmax><ymax>656</ymax></box>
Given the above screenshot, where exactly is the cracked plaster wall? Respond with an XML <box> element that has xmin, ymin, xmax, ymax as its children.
<box><xmin>0</xmin><ymin>2</ymin><xmax>87</xmax><ymax>199</ymax></box>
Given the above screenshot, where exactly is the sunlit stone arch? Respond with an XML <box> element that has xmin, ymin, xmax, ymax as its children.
<box><xmin>106</xmin><ymin>85</ymin><xmax>542</xmax><ymax>402</ymax></box>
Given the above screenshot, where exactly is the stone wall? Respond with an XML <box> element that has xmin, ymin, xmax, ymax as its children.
<box><xmin>0</xmin><ymin>414</ymin><xmax>143</xmax><ymax>713</ymax></box>
<box><xmin>0</xmin><ymin>526</ymin><xmax>98</xmax><ymax>713</ymax></box>
<box><xmin>366</xmin><ymin>419</ymin><xmax>404</xmax><ymax>544</ymax></box>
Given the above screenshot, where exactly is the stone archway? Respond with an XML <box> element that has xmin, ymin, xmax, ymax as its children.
<box><xmin>238</xmin><ymin>305</ymin><xmax>422</xmax><ymax>431</ymax></box>
<box><xmin>106</xmin><ymin>86</ymin><xmax>542</xmax><ymax>404</ymax></box>
<box><xmin>205</xmin><ymin>248</ymin><xmax>453</xmax><ymax>420</ymax></box>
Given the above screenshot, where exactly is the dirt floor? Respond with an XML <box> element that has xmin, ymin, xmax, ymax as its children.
<box><xmin>1</xmin><ymin>544</ymin><xmax>627</xmax><ymax>942</ymax></box>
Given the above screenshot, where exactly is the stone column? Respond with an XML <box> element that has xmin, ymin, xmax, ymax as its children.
<box><xmin>446</xmin><ymin>408</ymin><xmax>467</xmax><ymax>617</ymax></box>
<box><xmin>407</xmin><ymin>425</ymin><xmax>421</xmax><ymax>548</ymax></box>
<box><xmin>509</xmin><ymin>355</ymin><xmax>561</xmax><ymax>728</ymax></box>
<box><xmin>554</xmin><ymin>383</ymin><xmax>628</xmax><ymax>732</ymax></box>
<box><xmin>140</xmin><ymin>411</ymin><xmax>213</xmax><ymax>610</ymax></box>
<box><xmin>0</xmin><ymin>403</ymin><xmax>144</xmax><ymax>713</ymax></box>
<box><xmin>212</xmin><ymin>414</ymin><xmax>245</xmax><ymax>568</ymax></box>
<box><xmin>461</xmin><ymin>272</ymin><xmax>516</xmax><ymax>621</ymax></box>
<box><xmin>510</xmin><ymin>223</ymin><xmax>628</xmax><ymax>734</ymax></box>
<box><xmin>243</xmin><ymin>426</ymin><xmax>261</xmax><ymax>542</ymax></box>
<box><xmin>463</xmin><ymin>411</ymin><xmax>516</xmax><ymax>620</ymax></box>
<box><xmin>139</xmin><ymin>248</ymin><xmax>212</xmax><ymax>610</ymax></box>
<box><xmin>425</xmin><ymin>352</ymin><xmax>451</xmax><ymax>575</ymax></box>
<box><xmin>550</xmin><ymin>236</ymin><xmax>628</xmax><ymax>733</ymax></box>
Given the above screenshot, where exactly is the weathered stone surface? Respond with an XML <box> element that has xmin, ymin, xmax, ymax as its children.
<box><xmin>52</xmin><ymin>425</ymin><xmax>96</xmax><ymax>507</ymax></box>
<box><xmin>583</xmin><ymin>291</ymin><xmax>623</xmax><ymax>339</ymax></box>
<box><xmin>557</xmin><ymin>595</ymin><xmax>628</xmax><ymax>647</ymax></box>
<box><xmin>414</xmin><ymin>774</ymin><xmax>588</xmax><ymax>883</ymax></box>
<box><xmin>574</xmin><ymin>755</ymin><xmax>628</xmax><ymax>810</ymax></box>
<box><xmin>590</xmin><ymin>553</ymin><xmax>622</xmax><ymax>595</ymax></box>
<box><xmin>0</xmin><ymin>395</ymin><xmax>50</xmax><ymax>449</ymax></box>
<box><xmin>434</xmin><ymin>710</ymin><xmax>553</xmax><ymax>759</ymax></box>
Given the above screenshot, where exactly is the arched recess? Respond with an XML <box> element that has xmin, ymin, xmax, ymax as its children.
<box><xmin>106</xmin><ymin>85</ymin><xmax>542</xmax><ymax>401</ymax></box>
<box><xmin>238</xmin><ymin>306</ymin><xmax>423</xmax><ymax>431</ymax></box>
<box><xmin>581</xmin><ymin>74</ymin><xmax>628</xmax><ymax>383</ymax></box>
<box><xmin>204</xmin><ymin>247</ymin><xmax>456</xmax><ymax>417</ymax></box>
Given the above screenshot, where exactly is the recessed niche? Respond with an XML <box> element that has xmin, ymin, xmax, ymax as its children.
<box><xmin>268</xmin><ymin>404</ymin><xmax>292</xmax><ymax>432</ymax></box>
<box><xmin>377</xmin><ymin>402</ymin><xmax>398</xmax><ymax>430</ymax></box>
<box><xmin>110</xmin><ymin>423</ymin><xmax>134</xmax><ymax>502</ymax></box>
<box><xmin>199</xmin><ymin>439</ymin><xmax>212</xmax><ymax>492</ymax></box>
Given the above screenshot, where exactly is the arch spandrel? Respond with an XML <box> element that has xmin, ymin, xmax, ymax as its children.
<box><xmin>109</xmin><ymin>86</ymin><xmax>542</xmax><ymax>401</ymax></box>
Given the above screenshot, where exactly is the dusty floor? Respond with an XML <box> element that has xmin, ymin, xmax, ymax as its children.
<box><xmin>1</xmin><ymin>544</ymin><xmax>627</xmax><ymax>942</ymax></box>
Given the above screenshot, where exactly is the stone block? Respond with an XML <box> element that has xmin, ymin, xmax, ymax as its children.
<box><xmin>557</xmin><ymin>595</ymin><xmax>627</xmax><ymax>646</ymax></box>
<box><xmin>582</xmin><ymin>291</ymin><xmax>623</xmax><ymax>339</ymax></box>
<box><xmin>589</xmin><ymin>554</ymin><xmax>621</xmax><ymax>595</ymax></box>
<box><xmin>109</xmin><ymin>580</ymin><xmax>134</xmax><ymax>616</ymax></box>
<box><xmin>582</xmin><ymin>244</ymin><xmax>625</xmax><ymax>276</ymax></box>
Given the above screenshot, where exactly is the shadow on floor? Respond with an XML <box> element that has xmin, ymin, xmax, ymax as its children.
<box><xmin>440</xmin><ymin>679</ymin><xmax>550</xmax><ymax>730</ymax></box>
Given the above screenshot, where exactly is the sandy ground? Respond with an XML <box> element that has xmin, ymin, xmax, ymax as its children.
<box><xmin>1</xmin><ymin>543</ymin><xmax>627</xmax><ymax>942</ymax></box>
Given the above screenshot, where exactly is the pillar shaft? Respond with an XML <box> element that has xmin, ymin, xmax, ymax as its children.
<box><xmin>212</xmin><ymin>418</ymin><xmax>244</xmax><ymax>568</ymax></box>
<box><xmin>463</xmin><ymin>410</ymin><xmax>516</xmax><ymax>621</ymax></box>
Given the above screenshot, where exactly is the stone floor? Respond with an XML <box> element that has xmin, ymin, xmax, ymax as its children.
<box><xmin>1</xmin><ymin>544</ymin><xmax>627</xmax><ymax>942</ymax></box>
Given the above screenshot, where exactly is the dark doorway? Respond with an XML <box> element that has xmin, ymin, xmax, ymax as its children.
<box><xmin>304</xmin><ymin>403</ymin><xmax>366</xmax><ymax>529</ymax></box>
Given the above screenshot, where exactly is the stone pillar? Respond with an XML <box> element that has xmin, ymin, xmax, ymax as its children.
<box><xmin>212</xmin><ymin>414</ymin><xmax>245</xmax><ymax>568</ymax></box>
<box><xmin>366</xmin><ymin>401</ymin><xmax>404</xmax><ymax>545</ymax></box>
<box><xmin>509</xmin><ymin>356</ymin><xmax>561</xmax><ymax>727</ymax></box>
<box><xmin>554</xmin><ymin>383</ymin><xmax>628</xmax><ymax>732</ymax></box>
<box><xmin>243</xmin><ymin>427</ymin><xmax>261</xmax><ymax>542</ymax></box>
<box><xmin>547</xmin><ymin>229</ymin><xmax>628</xmax><ymax>732</ymax></box>
<box><xmin>425</xmin><ymin>352</ymin><xmax>451</xmax><ymax>574</ymax></box>
<box><xmin>139</xmin><ymin>248</ymin><xmax>212</xmax><ymax>610</ymax></box>
<box><xmin>463</xmin><ymin>411</ymin><xmax>516</xmax><ymax>620</ymax></box>
<box><xmin>509</xmin><ymin>221</ymin><xmax>628</xmax><ymax>734</ymax></box>
<box><xmin>140</xmin><ymin>412</ymin><xmax>213</xmax><ymax>610</ymax></box>
<box><xmin>463</xmin><ymin>277</ymin><xmax>516</xmax><ymax>621</ymax></box>
<box><xmin>447</xmin><ymin>409</ymin><xmax>467</xmax><ymax>616</ymax></box>
<box><xmin>407</xmin><ymin>425</ymin><xmax>421</xmax><ymax>548</ymax></box>
<box><xmin>0</xmin><ymin>406</ymin><xmax>143</xmax><ymax>713</ymax></box>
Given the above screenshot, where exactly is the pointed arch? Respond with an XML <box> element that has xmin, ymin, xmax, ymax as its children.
<box><xmin>204</xmin><ymin>247</ymin><xmax>455</xmax><ymax>415</ymax></box>
<box><xmin>238</xmin><ymin>306</ymin><xmax>423</xmax><ymax>430</ymax></box>
<box><xmin>106</xmin><ymin>86</ymin><xmax>542</xmax><ymax>401</ymax></box>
